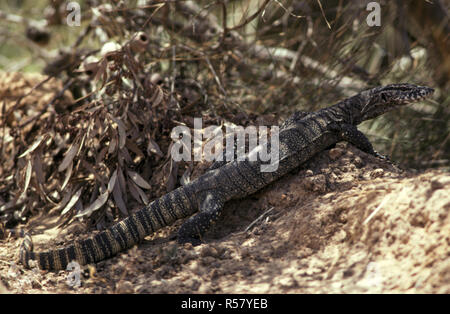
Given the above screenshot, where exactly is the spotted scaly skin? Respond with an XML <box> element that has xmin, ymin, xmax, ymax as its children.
<box><xmin>19</xmin><ymin>83</ymin><xmax>434</xmax><ymax>270</ymax></box>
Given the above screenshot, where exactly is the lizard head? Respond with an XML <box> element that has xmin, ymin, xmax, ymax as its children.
<box><xmin>359</xmin><ymin>83</ymin><xmax>434</xmax><ymax>121</ymax></box>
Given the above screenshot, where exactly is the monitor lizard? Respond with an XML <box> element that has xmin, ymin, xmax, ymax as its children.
<box><xmin>14</xmin><ymin>83</ymin><xmax>434</xmax><ymax>270</ymax></box>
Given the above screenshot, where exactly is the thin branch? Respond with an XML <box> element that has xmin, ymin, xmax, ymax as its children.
<box><xmin>245</xmin><ymin>207</ymin><xmax>274</xmax><ymax>232</ymax></box>
<box><xmin>220</xmin><ymin>0</ymin><xmax>228</xmax><ymax>40</ymax></box>
<box><xmin>272</xmin><ymin>0</ymin><xmax>305</xmax><ymax>19</ymax></box>
<box><xmin>316</xmin><ymin>0</ymin><xmax>331</xmax><ymax>29</ymax></box>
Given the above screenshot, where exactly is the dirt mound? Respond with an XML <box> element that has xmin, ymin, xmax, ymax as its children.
<box><xmin>1</xmin><ymin>142</ymin><xmax>449</xmax><ymax>293</ymax></box>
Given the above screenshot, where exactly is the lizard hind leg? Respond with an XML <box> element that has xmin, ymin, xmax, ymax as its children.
<box><xmin>177</xmin><ymin>193</ymin><xmax>224</xmax><ymax>246</ymax></box>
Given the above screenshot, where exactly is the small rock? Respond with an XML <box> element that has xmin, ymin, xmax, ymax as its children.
<box><xmin>200</xmin><ymin>245</ymin><xmax>219</xmax><ymax>258</ymax></box>
<box><xmin>329</xmin><ymin>147</ymin><xmax>344</xmax><ymax>160</ymax></box>
<box><xmin>430</xmin><ymin>177</ymin><xmax>450</xmax><ymax>191</ymax></box>
<box><xmin>409</xmin><ymin>213</ymin><xmax>428</xmax><ymax>228</ymax></box>
<box><xmin>342</xmin><ymin>268</ymin><xmax>354</xmax><ymax>278</ymax></box>
<box><xmin>201</xmin><ymin>256</ymin><xmax>216</xmax><ymax>266</ymax></box>
<box><xmin>332</xmin><ymin>229</ymin><xmax>347</xmax><ymax>242</ymax></box>
<box><xmin>116</xmin><ymin>280</ymin><xmax>134</xmax><ymax>293</ymax></box>
<box><xmin>186</xmin><ymin>278</ymin><xmax>201</xmax><ymax>291</ymax></box>
<box><xmin>278</xmin><ymin>276</ymin><xmax>297</xmax><ymax>288</ymax></box>
<box><xmin>182</xmin><ymin>242</ymin><xmax>194</xmax><ymax>250</ymax></box>
<box><xmin>150</xmin><ymin>73</ymin><xmax>163</xmax><ymax>84</ymax></box>
<box><xmin>210</xmin><ymin>269</ymin><xmax>220</xmax><ymax>280</ymax></box>
<box><xmin>370</xmin><ymin>168</ymin><xmax>384</xmax><ymax>178</ymax></box>
<box><xmin>303</xmin><ymin>174</ymin><xmax>327</xmax><ymax>193</ymax></box>
<box><xmin>0</xmin><ymin>282</ymin><xmax>9</xmax><ymax>294</ymax></box>
<box><xmin>198</xmin><ymin>283</ymin><xmax>212</xmax><ymax>293</ymax></box>
<box><xmin>353</xmin><ymin>156</ymin><xmax>365</xmax><ymax>168</ymax></box>
<box><xmin>31</xmin><ymin>280</ymin><xmax>41</xmax><ymax>289</ymax></box>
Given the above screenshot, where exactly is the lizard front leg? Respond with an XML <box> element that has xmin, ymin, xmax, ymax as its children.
<box><xmin>330</xmin><ymin>123</ymin><xmax>389</xmax><ymax>160</ymax></box>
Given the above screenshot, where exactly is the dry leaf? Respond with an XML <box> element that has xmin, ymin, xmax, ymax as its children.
<box><xmin>180</xmin><ymin>166</ymin><xmax>191</xmax><ymax>186</ymax></box>
<box><xmin>112</xmin><ymin>117</ymin><xmax>127</xmax><ymax>149</ymax></box>
<box><xmin>147</xmin><ymin>137</ymin><xmax>163</xmax><ymax>157</ymax></box>
<box><xmin>96</xmin><ymin>146</ymin><xmax>109</xmax><ymax>165</ymax></box>
<box><xmin>19</xmin><ymin>159</ymin><xmax>32</xmax><ymax>200</ymax></box>
<box><xmin>61</xmin><ymin>188</ymin><xmax>83</xmax><ymax>215</ymax></box>
<box><xmin>94</xmin><ymin>58</ymin><xmax>108</xmax><ymax>85</ymax></box>
<box><xmin>117</xmin><ymin>167</ymin><xmax>127</xmax><ymax>204</ymax></box>
<box><xmin>125</xmin><ymin>139</ymin><xmax>145</xmax><ymax>159</ymax></box>
<box><xmin>128</xmin><ymin>180</ymin><xmax>142</xmax><ymax>204</ymax></box>
<box><xmin>81</xmin><ymin>160</ymin><xmax>103</xmax><ymax>184</ymax></box>
<box><xmin>127</xmin><ymin>170</ymin><xmax>151</xmax><ymax>189</ymax></box>
<box><xmin>58</xmin><ymin>142</ymin><xmax>80</xmax><ymax>172</ymax></box>
<box><xmin>112</xmin><ymin>181</ymin><xmax>128</xmax><ymax>215</ymax></box>
<box><xmin>129</xmin><ymin>180</ymin><xmax>149</xmax><ymax>205</ymax></box>
<box><xmin>32</xmin><ymin>152</ymin><xmax>45</xmax><ymax>185</ymax></box>
<box><xmin>108</xmin><ymin>169</ymin><xmax>118</xmax><ymax>192</ymax></box>
<box><xmin>108</xmin><ymin>128</ymin><xmax>118</xmax><ymax>154</ymax></box>
<box><xmin>53</xmin><ymin>189</ymin><xmax>72</xmax><ymax>212</ymax></box>
<box><xmin>61</xmin><ymin>161</ymin><xmax>73</xmax><ymax>191</ymax></box>
<box><xmin>77</xmin><ymin>132</ymin><xmax>87</xmax><ymax>156</ymax></box>
<box><xmin>165</xmin><ymin>159</ymin><xmax>178</xmax><ymax>192</ymax></box>
<box><xmin>150</xmin><ymin>85</ymin><xmax>164</xmax><ymax>107</ymax></box>
<box><xmin>18</xmin><ymin>135</ymin><xmax>45</xmax><ymax>158</ymax></box>
<box><xmin>119</xmin><ymin>147</ymin><xmax>132</xmax><ymax>163</ymax></box>
<box><xmin>75</xmin><ymin>190</ymin><xmax>109</xmax><ymax>218</ymax></box>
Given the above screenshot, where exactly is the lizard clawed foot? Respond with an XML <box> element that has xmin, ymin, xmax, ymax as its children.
<box><xmin>374</xmin><ymin>151</ymin><xmax>390</xmax><ymax>161</ymax></box>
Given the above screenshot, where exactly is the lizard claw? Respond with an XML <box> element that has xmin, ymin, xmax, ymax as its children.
<box><xmin>374</xmin><ymin>151</ymin><xmax>390</xmax><ymax>161</ymax></box>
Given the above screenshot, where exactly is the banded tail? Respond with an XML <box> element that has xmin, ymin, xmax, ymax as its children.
<box><xmin>18</xmin><ymin>186</ymin><xmax>195</xmax><ymax>270</ymax></box>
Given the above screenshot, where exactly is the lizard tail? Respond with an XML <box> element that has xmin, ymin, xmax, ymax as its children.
<box><xmin>3</xmin><ymin>228</ymin><xmax>42</xmax><ymax>269</ymax></box>
<box><xmin>17</xmin><ymin>201</ymin><xmax>169</xmax><ymax>270</ymax></box>
<box><xmin>19</xmin><ymin>228</ymin><xmax>121</xmax><ymax>271</ymax></box>
<box><xmin>18</xmin><ymin>221</ymin><xmax>135</xmax><ymax>270</ymax></box>
<box><xmin>16</xmin><ymin>186</ymin><xmax>194</xmax><ymax>270</ymax></box>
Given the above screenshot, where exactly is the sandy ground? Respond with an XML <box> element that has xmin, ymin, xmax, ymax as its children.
<box><xmin>1</xmin><ymin>141</ymin><xmax>449</xmax><ymax>294</ymax></box>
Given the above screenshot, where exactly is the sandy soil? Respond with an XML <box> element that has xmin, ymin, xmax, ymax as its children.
<box><xmin>1</xmin><ymin>141</ymin><xmax>449</xmax><ymax>294</ymax></box>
